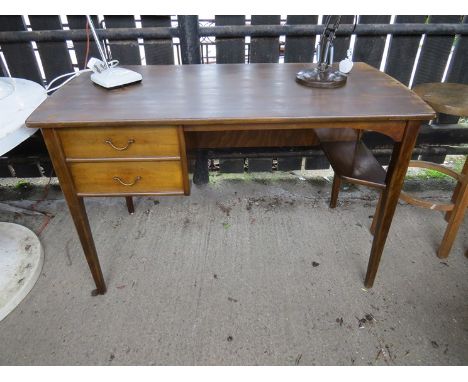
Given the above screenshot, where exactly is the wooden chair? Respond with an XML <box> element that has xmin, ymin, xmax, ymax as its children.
<box><xmin>317</xmin><ymin>82</ymin><xmax>468</xmax><ymax>258</ymax></box>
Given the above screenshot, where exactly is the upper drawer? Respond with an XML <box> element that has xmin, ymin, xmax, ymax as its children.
<box><xmin>58</xmin><ymin>126</ymin><xmax>181</xmax><ymax>159</ymax></box>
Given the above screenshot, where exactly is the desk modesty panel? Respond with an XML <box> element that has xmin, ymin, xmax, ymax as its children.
<box><xmin>26</xmin><ymin>63</ymin><xmax>435</xmax><ymax>295</ymax></box>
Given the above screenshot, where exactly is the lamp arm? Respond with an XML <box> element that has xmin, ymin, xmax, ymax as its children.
<box><xmin>86</xmin><ymin>16</ymin><xmax>109</xmax><ymax>69</ymax></box>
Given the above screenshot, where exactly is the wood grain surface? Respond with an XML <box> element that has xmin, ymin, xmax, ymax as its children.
<box><xmin>412</xmin><ymin>82</ymin><xmax>468</xmax><ymax>117</ymax></box>
<box><xmin>26</xmin><ymin>63</ymin><xmax>435</xmax><ymax>128</ymax></box>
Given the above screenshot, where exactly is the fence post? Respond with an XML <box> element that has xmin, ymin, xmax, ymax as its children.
<box><xmin>178</xmin><ymin>15</ymin><xmax>208</xmax><ymax>184</ymax></box>
<box><xmin>178</xmin><ymin>15</ymin><xmax>201</xmax><ymax>64</ymax></box>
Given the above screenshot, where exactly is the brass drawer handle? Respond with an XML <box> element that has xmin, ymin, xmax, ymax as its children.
<box><xmin>105</xmin><ymin>138</ymin><xmax>135</xmax><ymax>151</ymax></box>
<box><xmin>112</xmin><ymin>176</ymin><xmax>142</xmax><ymax>186</ymax></box>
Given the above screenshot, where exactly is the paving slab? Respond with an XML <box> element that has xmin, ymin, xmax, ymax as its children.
<box><xmin>0</xmin><ymin>173</ymin><xmax>466</xmax><ymax>365</ymax></box>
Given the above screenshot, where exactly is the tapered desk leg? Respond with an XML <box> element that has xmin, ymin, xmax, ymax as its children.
<box><xmin>42</xmin><ymin>129</ymin><xmax>107</xmax><ymax>295</ymax></box>
<box><xmin>125</xmin><ymin>196</ymin><xmax>135</xmax><ymax>214</ymax></box>
<box><xmin>364</xmin><ymin>121</ymin><xmax>421</xmax><ymax>288</ymax></box>
<box><xmin>66</xmin><ymin>196</ymin><xmax>107</xmax><ymax>295</ymax></box>
<box><xmin>330</xmin><ymin>175</ymin><xmax>341</xmax><ymax>208</ymax></box>
<box><xmin>370</xmin><ymin>192</ymin><xmax>383</xmax><ymax>236</ymax></box>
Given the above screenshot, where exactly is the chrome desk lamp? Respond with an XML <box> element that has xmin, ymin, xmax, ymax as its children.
<box><xmin>296</xmin><ymin>15</ymin><xmax>348</xmax><ymax>88</ymax></box>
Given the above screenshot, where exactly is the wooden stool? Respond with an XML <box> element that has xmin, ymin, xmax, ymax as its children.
<box><xmin>408</xmin><ymin>83</ymin><xmax>468</xmax><ymax>258</ymax></box>
<box><xmin>318</xmin><ymin>82</ymin><xmax>468</xmax><ymax>259</ymax></box>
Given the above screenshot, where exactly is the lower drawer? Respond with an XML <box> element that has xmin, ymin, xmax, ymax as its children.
<box><xmin>69</xmin><ymin>161</ymin><xmax>185</xmax><ymax>195</ymax></box>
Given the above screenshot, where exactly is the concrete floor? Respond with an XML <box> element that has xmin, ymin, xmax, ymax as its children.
<box><xmin>0</xmin><ymin>173</ymin><xmax>467</xmax><ymax>365</ymax></box>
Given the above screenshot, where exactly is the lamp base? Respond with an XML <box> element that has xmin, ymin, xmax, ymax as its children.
<box><xmin>91</xmin><ymin>67</ymin><xmax>142</xmax><ymax>89</ymax></box>
<box><xmin>296</xmin><ymin>67</ymin><xmax>347</xmax><ymax>88</ymax></box>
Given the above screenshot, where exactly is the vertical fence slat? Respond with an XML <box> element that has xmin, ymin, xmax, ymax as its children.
<box><xmin>353</xmin><ymin>15</ymin><xmax>391</xmax><ymax>69</ymax></box>
<box><xmin>277</xmin><ymin>157</ymin><xmax>302</xmax><ymax>171</ymax></box>
<box><xmin>28</xmin><ymin>16</ymin><xmax>74</xmax><ymax>82</ymax></box>
<box><xmin>384</xmin><ymin>15</ymin><xmax>427</xmax><ymax>86</ymax></box>
<box><xmin>303</xmin><ymin>15</ymin><xmax>350</xmax><ymax>171</ymax></box>
<box><xmin>329</xmin><ymin>15</ymin><xmax>355</xmax><ymax>62</ymax></box>
<box><xmin>0</xmin><ymin>16</ymin><xmax>43</xmax><ymax>84</ymax></box>
<box><xmin>215</xmin><ymin>16</ymin><xmax>246</xmax><ymax>173</ymax></box>
<box><xmin>412</xmin><ymin>15</ymin><xmax>462</xmax><ymax>87</ymax></box>
<box><xmin>446</xmin><ymin>15</ymin><xmax>468</xmax><ymax>85</ymax></box>
<box><xmin>305</xmin><ymin>155</ymin><xmax>330</xmax><ymax>170</ymax></box>
<box><xmin>67</xmin><ymin>15</ymin><xmax>100</xmax><ymax>70</ymax></box>
<box><xmin>0</xmin><ymin>159</ymin><xmax>12</xmax><ymax>177</ymax></box>
<box><xmin>215</xmin><ymin>15</ymin><xmax>245</xmax><ymax>64</ymax></box>
<box><xmin>250</xmin><ymin>15</ymin><xmax>281</xmax><ymax>63</ymax></box>
<box><xmin>284</xmin><ymin>15</ymin><xmax>317</xmax><ymax>63</ymax></box>
<box><xmin>103</xmin><ymin>15</ymin><xmax>141</xmax><ymax>65</ymax></box>
<box><xmin>141</xmin><ymin>16</ymin><xmax>174</xmax><ymax>65</ymax></box>
<box><xmin>282</xmin><ymin>16</ymin><xmax>318</xmax><ymax>171</ymax></box>
<box><xmin>0</xmin><ymin>60</ymin><xmax>6</xmax><ymax>76</ymax></box>
<box><xmin>177</xmin><ymin>16</ymin><xmax>207</xmax><ymax>183</ymax></box>
<box><xmin>249</xmin><ymin>15</ymin><xmax>281</xmax><ymax>172</ymax></box>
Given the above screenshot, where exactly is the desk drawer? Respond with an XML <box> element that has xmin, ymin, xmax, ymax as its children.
<box><xmin>69</xmin><ymin>161</ymin><xmax>185</xmax><ymax>195</ymax></box>
<box><xmin>58</xmin><ymin>127</ymin><xmax>181</xmax><ymax>159</ymax></box>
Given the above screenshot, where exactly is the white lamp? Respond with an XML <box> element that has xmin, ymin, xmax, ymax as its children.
<box><xmin>86</xmin><ymin>16</ymin><xmax>142</xmax><ymax>89</ymax></box>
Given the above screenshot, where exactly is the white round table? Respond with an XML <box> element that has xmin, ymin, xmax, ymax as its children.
<box><xmin>0</xmin><ymin>77</ymin><xmax>47</xmax><ymax>321</ymax></box>
<box><xmin>0</xmin><ymin>77</ymin><xmax>46</xmax><ymax>156</ymax></box>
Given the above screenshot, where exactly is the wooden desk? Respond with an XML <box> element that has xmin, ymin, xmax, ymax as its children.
<box><xmin>26</xmin><ymin>63</ymin><xmax>435</xmax><ymax>295</ymax></box>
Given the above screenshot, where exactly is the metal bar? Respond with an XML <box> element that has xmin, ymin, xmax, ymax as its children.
<box><xmin>200</xmin><ymin>23</ymin><xmax>468</xmax><ymax>37</ymax></box>
<box><xmin>163</xmin><ymin>23</ymin><xmax>468</xmax><ymax>36</ymax></box>
<box><xmin>3</xmin><ymin>23</ymin><xmax>468</xmax><ymax>43</ymax></box>
<box><xmin>0</xmin><ymin>26</ymin><xmax>177</xmax><ymax>42</ymax></box>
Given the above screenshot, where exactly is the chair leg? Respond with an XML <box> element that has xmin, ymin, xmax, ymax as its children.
<box><xmin>125</xmin><ymin>196</ymin><xmax>135</xmax><ymax>214</ymax></box>
<box><xmin>330</xmin><ymin>175</ymin><xmax>341</xmax><ymax>208</ymax></box>
<box><xmin>437</xmin><ymin>175</ymin><xmax>468</xmax><ymax>258</ymax></box>
<box><xmin>370</xmin><ymin>192</ymin><xmax>383</xmax><ymax>236</ymax></box>
<box><xmin>444</xmin><ymin>157</ymin><xmax>467</xmax><ymax>222</ymax></box>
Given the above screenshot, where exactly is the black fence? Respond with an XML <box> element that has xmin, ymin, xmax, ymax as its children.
<box><xmin>0</xmin><ymin>15</ymin><xmax>467</xmax><ymax>179</ymax></box>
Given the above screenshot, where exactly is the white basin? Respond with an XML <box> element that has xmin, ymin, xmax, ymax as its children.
<box><xmin>0</xmin><ymin>77</ymin><xmax>46</xmax><ymax>156</ymax></box>
<box><xmin>0</xmin><ymin>222</ymin><xmax>44</xmax><ymax>321</ymax></box>
<box><xmin>0</xmin><ymin>77</ymin><xmax>47</xmax><ymax>321</ymax></box>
